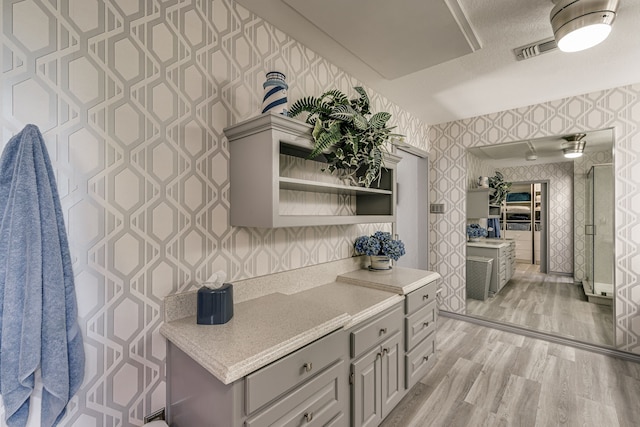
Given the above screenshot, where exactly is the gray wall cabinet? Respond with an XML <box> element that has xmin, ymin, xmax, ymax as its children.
<box><xmin>467</xmin><ymin>188</ymin><xmax>500</xmax><ymax>219</ymax></box>
<box><xmin>223</xmin><ymin>113</ymin><xmax>401</xmax><ymax>228</ymax></box>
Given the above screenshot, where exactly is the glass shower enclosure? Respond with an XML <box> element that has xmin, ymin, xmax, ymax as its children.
<box><xmin>585</xmin><ymin>164</ymin><xmax>614</xmax><ymax>298</ymax></box>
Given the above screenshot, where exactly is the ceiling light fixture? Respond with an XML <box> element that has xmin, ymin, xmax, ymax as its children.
<box><xmin>562</xmin><ymin>133</ymin><xmax>587</xmax><ymax>158</ymax></box>
<box><xmin>550</xmin><ymin>0</ymin><xmax>618</xmax><ymax>53</ymax></box>
<box><xmin>525</xmin><ymin>140</ymin><xmax>538</xmax><ymax>161</ymax></box>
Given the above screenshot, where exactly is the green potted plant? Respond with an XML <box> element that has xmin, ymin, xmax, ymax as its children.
<box><xmin>488</xmin><ymin>171</ymin><xmax>511</xmax><ymax>205</ymax></box>
<box><xmin>289</xmin><ymin>87</ymin><xmax>401</xmax><ymax>188</ymax></box>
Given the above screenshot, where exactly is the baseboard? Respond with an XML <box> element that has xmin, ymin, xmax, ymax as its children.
<box><xmin>581</xmin><ymin>281</ymin><xmax>613</xmax><ymax>306</ymax></box>
<box><xmin>440</xmin><ymin>311</ymin><xmax>640</xmax><ymax>364</ymax></box>
<box><xmin>548</xmin><ymin>271</ymin><xmax>573</xmax><ymax>277</ymax></box>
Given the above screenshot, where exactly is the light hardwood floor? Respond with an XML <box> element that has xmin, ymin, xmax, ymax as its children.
<box><xmin>381</xmin><ymin>317</ymin><xmax>640</xmax><ymax>427</ymax></box>
<box><xmin>466</xmin><ymin>263</ymin><xmax>614</xmax><ymax>347</ymax></box>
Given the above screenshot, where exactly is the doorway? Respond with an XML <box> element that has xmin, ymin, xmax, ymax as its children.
<box><xmin>394</xmin><ymin>147</ymin><xmax>428</xmax><ymax>270</ymax></box>
<box><xmin>502</xmin><ymin>181</ymin><xmax>549</xmax><ymax>273</ymax></box>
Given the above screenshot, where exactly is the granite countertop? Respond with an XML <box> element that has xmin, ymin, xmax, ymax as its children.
<box><xmin>160</xmin><ymin>291</ymin><xmax>352</xmax><ymax>385</ymax></box>
<box><xmin>289</xmin><ymin>281</ymin><xmax>404</xmax><ymax>329</ymax></box>
<box><xmin>160</xmin><ymin>266</ymin><xmax>440</xmax><ymax>385</ymax></box>
<box><xmin>337</xmin><ymin>266</ymin><xmax>441</xmax><ymax>294</ymax></box>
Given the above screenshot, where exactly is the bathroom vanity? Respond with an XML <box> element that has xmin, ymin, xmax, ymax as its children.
<box><xmin>160</xmin><ymin>264</ymin><xmax>440</xmax><ymax>427</ymax></box>
<box><xmin>467</xmin><ymin>240</ymin><xmax>516</xmax><ymax>294</ymax></box>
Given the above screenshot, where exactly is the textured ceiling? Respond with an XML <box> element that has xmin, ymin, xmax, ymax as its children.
<box><xmin>281</xmin><ymin>0</ymin><xmax>479</xmax><ymax>79</ymax></box>
<box><xmin>235</xmin><ymin>0</ymin><xmax>640</xmax><ymax>125</ymax></box>
<box><xmin>468</xmin><ymin>129</ymin><xmax>614</xmax><ymax>167</ymax></box>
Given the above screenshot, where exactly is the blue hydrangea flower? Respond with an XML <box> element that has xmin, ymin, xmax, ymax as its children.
<box><xmin>353</xmin><ymin>232</ymin><xmax>405</xmax><ymax>261</ymax></box>
<box><xmin>354</xmin><ymin>235</ymin><xmax>381</xmax><ymax>256</ymax></box>
<box><xmin>466</xmin><ymin>224</ymin><xmax>488</xmax><ymax>238</ymax></box>
<box><xmin>381</xmin><ymin>239</ymin><xmax>406</xmax><ymax>261</ymax></box>
<box><xmin>373</xmin><ymin>231</ymin><xmax>392</xmax><ymax>243</ymax></box>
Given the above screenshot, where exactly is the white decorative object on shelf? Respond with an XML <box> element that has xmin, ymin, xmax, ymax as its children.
<box><xmin>261</xmin><ymin>71</ymin><xmax>288</xmax><ymax>115</ymax></box>
<box><xmin>369</xmin><ymin>255</ymin><xmax>391</xmax><ymax>270</ymax></box>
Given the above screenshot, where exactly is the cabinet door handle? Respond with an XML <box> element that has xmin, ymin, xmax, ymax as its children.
<box><xmin>376</xmin><ymin>352</ymin><xmax>382</xmax><ymax>359</ymax></box>
<box><xmin>382</xmin><ymin>348</ymin><xmax>389</xmax><ymax>355</ymax></box>
<box><xmin>423</xmin><ymin>355</ymin><xmax>429</xmax><ymax>363</ymax></box>
<box><xmin>379</xmin><ymin>327</ymin><xmax>387</xmax><ymax>335</ymax></box>
<box><xmin>423</xmin><ymin>294</ymin><xmax>429</xmax><ymax>300</ymax></box>
<box><xmin>423</xmin><ymin>321</ymin><xmax>430</xmax><ymax>328</ymax></box>
<box><xmin>303</xmin><ymin>362</ymin><xmax>313</xmax><ymax>372</ymax></box>
<box><xmin>304</xmin><ymin>412</ymin><xmax>313</xmax><ymax>422</ymax></box>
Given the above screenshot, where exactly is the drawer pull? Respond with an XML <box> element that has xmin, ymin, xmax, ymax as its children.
<box><xmin>303</xmin><ymin>362</ymin><xmax>313</xmax><ymax>372</ymax></box>
<box><xmin>423</xmin><ymin>355</ymin><xmax>430</xmax><ymax>363</ymax></box>
<box><xmin>379</xmin><ymin>327</ymin><xmax>387</xmax><ymax>335</ymax></box>
<box><xmin>422</xmin><ymin>294</ymin><xmax>429</xmax><ymax>300</ymax></box>
<box><xmin>304</xmin><ymin>412</ymin><xmax>314</xmax><ymax>422</ymax></box>
<box><xmin>423</xmin><ymin>321</ymin><xmax>430</xmax><ymax>328</ymax></box>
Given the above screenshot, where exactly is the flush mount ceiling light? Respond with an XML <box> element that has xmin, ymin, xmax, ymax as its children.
<box><xmin>550</xmin><ymin>0</ymin><xmax>619</xmax><ymax>53</ymax></box>
<box><xmin>562</xmin><ymin>133</ymin><xmax>587</xmax><ymax>158</ymax></box>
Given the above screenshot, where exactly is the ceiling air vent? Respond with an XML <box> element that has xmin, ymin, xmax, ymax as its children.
<box><xmin>514</xmin><ymin>37</ymin><xmax>558</xmax><ymax>61</ymax></box>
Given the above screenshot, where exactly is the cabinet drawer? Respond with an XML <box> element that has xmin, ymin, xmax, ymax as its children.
<box><xmin>245</xmin><ymin>330</ymin><xmax>344</xmax><ymax>415</ymax></box>
<box><xmin>405</xmin><ymin>280</ymin><xmax>438</xmax><ymax>315</ymax></box>
<box><xmin>405</xmin><ymin>301</ymin><xmax>436</xmax><ymax>351</ymax></box>
<box><xmin>405</xmin><ymin>333</ymin><xmax>435</xmax><ymax>389</ymax></box>
<box><xmin>351</xmin><ymin>304</ymin><xmax>403</xmax><ymax>358</ymax></box>
<box><xmin>245</xmin><ymin>360</ymin><xmax>347</xmax><ymax>427</ymax></box>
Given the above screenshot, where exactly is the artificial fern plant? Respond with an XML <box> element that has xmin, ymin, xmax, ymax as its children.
<box><xmin>289</xmin><ymin>86</ymin><xmax>401</xmax><ymax>187</ymax></box>
<box><xmin>488</xmin><ymin>171</ymin><xmax>511</xmax><ymax>205</ymax></box>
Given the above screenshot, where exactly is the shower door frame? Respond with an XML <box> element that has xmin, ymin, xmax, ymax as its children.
<box><xmin>585</xmin><ymin>163</ymin><xmax>615</xmax><ymax>297</ymax></box>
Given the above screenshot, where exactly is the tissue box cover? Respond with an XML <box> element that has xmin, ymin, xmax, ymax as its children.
<box><xmin>197</xmin><ymin>283</ymin><xmax>234</xmax><ymax>325</ymax></box>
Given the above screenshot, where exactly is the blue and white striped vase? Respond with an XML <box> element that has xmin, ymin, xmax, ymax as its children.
<box><xmin>261</xmin><ymin>71</ymin><xmax>288</xmax><ymax>115</ymax></box>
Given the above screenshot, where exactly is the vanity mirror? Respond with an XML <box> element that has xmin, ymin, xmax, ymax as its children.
<box><xmin>464</xmin><ymin>129</ymin><xmax>615</xmax><ymax>348</ymax></box>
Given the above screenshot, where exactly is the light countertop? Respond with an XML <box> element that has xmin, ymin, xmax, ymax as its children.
<box><xmin>160</xmin><ymin>266</ymin><xmax>440</xmax><ymax>385</ymax></box>
<box><xmin>337</xmin><ymin>267</ymin><xmax>441</xmax><ymax>294</ymax></box>
<box><xmin>466</xmin><ymin>239</ymin><xmax>513</xmax><ymax>249</ymax></box>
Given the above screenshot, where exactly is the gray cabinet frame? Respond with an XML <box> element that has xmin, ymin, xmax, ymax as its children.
<box><xmin>223</xmin><ymin>113</ymin><xmax>401</xmax><ymax>227</ymax></box>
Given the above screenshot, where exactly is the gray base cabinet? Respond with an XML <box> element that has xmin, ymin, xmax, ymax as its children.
<box><xmin>467</xmin><ymin>241</ymin><xmax>516</xmax><ymax>295</ymax></box>
<box><xmin>351</xmin><ymin>331</ymin><xmax>404</xmax><ymax>427</ymax></box>
<box><xmin>165</xmin><ymin>278</ymin><xmax>440</xmax><ymax>427</ymax></box>
<box><xmin>167</xmin><ymin>329</ymin><xmax>349</xmax><ymax>427</ymax></box>
<box><xmin>349</xmin><ymin>303</ymin><xmax>406</xmax><ymax>427</ymax></box>
<box><xmin>403</xmin><ymin>281</ymin><xmax>438</xmax><ymax>389</ymax></box>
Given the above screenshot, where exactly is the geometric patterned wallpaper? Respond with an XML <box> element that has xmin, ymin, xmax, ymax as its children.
<box><xmin>466</xmin><ymin>151</ymin><xmax>494</xmax><ymax>191</ymax></box>
<box><xmin>429</xmin><ymin>83</ymin><xmax>640</xmax><ymax>354</ymax></box>
<box><xmin>0</xmin><ymin>1</ymin><xmax>428</xmax><ymax>426</ymax></box>
<box><xmin>500</xmin><ymin>161</ymin><xmax>574</xmax><ymax>275</ymax></box>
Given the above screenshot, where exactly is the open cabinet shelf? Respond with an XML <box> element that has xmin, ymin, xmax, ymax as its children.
<box><xmin>467</xmin><ymin>188</ymin><xmax>500</xmax><ymax>218</ymax></box>
<box><xmin>223</xmin><ymin>112</ymin><xmax>400</xmax><ymax>228</ymax></box>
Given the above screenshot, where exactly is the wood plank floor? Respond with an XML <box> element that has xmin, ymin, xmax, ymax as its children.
<box><xmin>381</xmin><ymin>317</ymin><xmax>640</xmax><ymax>427</ymax></box>
<box><xmin>466</xmin><ymin>263</ymin><xmax>614</xmax><ymax>347</ymax></box>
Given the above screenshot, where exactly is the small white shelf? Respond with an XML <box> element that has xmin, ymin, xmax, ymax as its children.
<box><xmin>224</xmin><ymin>112</ymin><xmax>400</xmax><ymax>228</ymax></box>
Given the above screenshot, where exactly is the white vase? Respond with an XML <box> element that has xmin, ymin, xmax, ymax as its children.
<box><xmin>370</xmin><ymin>255</ymin><xmax>391</xmax><ymax>270</ymax></box>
